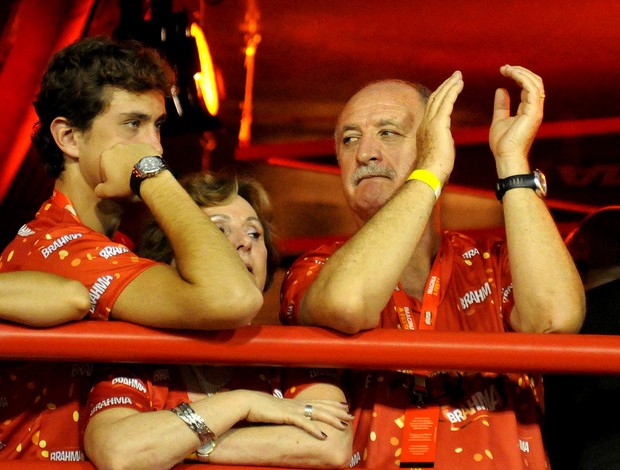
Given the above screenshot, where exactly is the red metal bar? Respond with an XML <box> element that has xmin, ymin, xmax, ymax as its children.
<box><xmin>1</xmin><ymin>322</ymin><xmax>619</xmax><ymax>374</ymax></box>
<box><xmin>0</xmin><ymin>463</ymin><xmax>307</xmax><ymax>469</ymax></box>
<box><xmin>0</xmin><ymin>464</ymin><xmax>299</xmax><ymax>469</ymax></box>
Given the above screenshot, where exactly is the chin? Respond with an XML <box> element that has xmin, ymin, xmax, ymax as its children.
<box><xmin>354</xmin><ymin>190</ymin><xmax>393</xmax><ymax>215</ymax></box>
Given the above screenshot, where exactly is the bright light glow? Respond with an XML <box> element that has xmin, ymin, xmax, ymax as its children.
<box><xmin>190</xmin><ymin>22</ymin><xmax>219</xmax><ymax>116</ymax></box>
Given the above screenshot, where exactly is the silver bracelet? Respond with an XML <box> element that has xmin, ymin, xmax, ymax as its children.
<box><xmin>171</xmin><ymin>401</ymin><xmax>217</xmax><ymax>457</ymax></box>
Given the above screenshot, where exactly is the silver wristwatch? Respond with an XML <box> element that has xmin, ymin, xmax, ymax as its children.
<box><xmin>130</xmin><ymin>155</ymin><xmax>168</xmax><ymax>198</ymax></box>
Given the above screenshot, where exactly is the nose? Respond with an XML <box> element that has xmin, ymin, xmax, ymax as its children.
<box><xmin>356</xmin><ymin>134</ymin><xmax>382</xmax><ymax>165</ymax></box>
<box><xmin>142</xmin><ymin>126</ymin><xmax>164</xmax><ymax>155</ymax></box>
<box><xmin>230</xmin><ymin>230</ymin><xmax>252</xmax><ymax>252</ymax></box>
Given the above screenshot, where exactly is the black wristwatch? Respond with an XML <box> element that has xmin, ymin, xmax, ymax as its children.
<box><xmin>130</xmin><ymin>156</ymin><xmax>168</xmax><ymax>198</ymax></box>
<box><xmin>495</xmin><ymin>169</ymin><xmax>547</xmax><ymax>201</ymax></box>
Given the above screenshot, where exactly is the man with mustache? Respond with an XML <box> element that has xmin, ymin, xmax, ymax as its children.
<box><xmin>280</xmin><ymin>66</ymin><xmax>585</xmax><ymax>468</ymax></box>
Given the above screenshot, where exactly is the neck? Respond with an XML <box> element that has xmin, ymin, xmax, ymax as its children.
<box><xmin>55</xmin><ymin>172</ymin><xmax>123</xmax><ymax>238</ymax></box>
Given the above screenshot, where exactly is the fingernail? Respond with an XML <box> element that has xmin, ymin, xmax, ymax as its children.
<box><xmin>321</xmin><ymin>431</ymin><xmax>328</xmax><ymax>438</ymax></box>
<box><xmin>340</xmin><ymin>421</ymin><xmax>349</xmax><ymax>427</ymax></box>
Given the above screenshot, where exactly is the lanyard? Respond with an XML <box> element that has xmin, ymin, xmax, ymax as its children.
<box><xmin>392</xmin><ymin>253</ymin><xmax>442</xmax><ymax>331</ymax></box>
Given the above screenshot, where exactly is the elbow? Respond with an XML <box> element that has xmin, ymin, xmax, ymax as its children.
<box><xmin>225</xmin><ymin>284</ymin><xmax>264</xmax><ymax>327</ymax></box>
<box><xmin>193</xmin><ymin>284</ymin><xmax>264</xmax><ymax>330</ymax></box>
<box><xmin>86</xmin><ymin>443</ymin><xmax>134</xmax><ymax>470</ymax></box>
<box><xmin>85</xmin><ymin>431</ymin><xmax>166</xmax><ymax>470</ymax></box>
<box><xmin>547</xmin><ymin>289</ymin><xmax>587</xmax><ymax>334</ymax></box>
<box><xmin>324</xmin><ymin>446</ymin><xmax>352</xmax><ymax>469</ymax></box>
<box><xmin>307</xmin><ymin>294</ymin><xmax>375</xmax><ymax>334</ymax></box>
<box><xmin>319</xmin><ymin>430</ymin><xmax>353</xmax><ymax>468</ymax></box>
<box><xmin>68</xmin><ymin>280</ymin><xmax>92</xmax><ymax>321</ymax></box>
<box><xmin>89</xmin><ymin>456</ymin><xmax>132</xmax><ymax>470</ymax></box>
<box><xmin>546</xmin><ymin>305</ymin><xmax>586</xmax><ymax>334</ymax></box>
<box><xmin>530</xmin><ymin>300</ymin><xmax>586</xmax><ymax>334</ymax></box>
<box><xmin>35</xmin><ymin>281</ymin><xmax>91</xmax><ymax>327</ymax></box>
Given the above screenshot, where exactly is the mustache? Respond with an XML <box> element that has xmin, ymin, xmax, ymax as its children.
<box><xmin>351</xmin><ymin>165</ymin><xmax>396</xmax><ymax>185</ymax></box>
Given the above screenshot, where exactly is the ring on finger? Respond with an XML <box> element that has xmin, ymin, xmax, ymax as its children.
<box><xmin>304</xmin><ymin>404</ymin><xmax>313</xmax><ymax>420</ymax></box>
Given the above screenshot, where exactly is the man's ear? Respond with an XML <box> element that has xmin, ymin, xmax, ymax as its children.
<box><xmin>50</xmin><ymin>117</ymin><xmax>81</xmax><ymax>159</ymax></box>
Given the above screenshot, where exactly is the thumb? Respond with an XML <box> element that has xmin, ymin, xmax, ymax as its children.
<box><xmin>492</xmin><ymin>88</ymin><xmax>510</xmax><ymax>125</ymax></box>
<box><xmin>93</xmin><ymin>182</ymin><xmax>109</xmax><ymax>199</ymax></box>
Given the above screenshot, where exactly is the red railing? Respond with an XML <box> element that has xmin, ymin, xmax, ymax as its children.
<box><xmin>1</xmin><ymin>322</ymin><xmax>620</xmax><ymax>374</ymax></box>
<box><xmin>2</xmin><ymin>321</ymin><xmax>619</xmax><ymax>469</ymax></box>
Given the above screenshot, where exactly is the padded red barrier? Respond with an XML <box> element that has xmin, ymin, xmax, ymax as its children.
<box><xmin>0</xmin><ymin>464</ymin><xmax>316</xmax><ymax>469</ymax></box>
<box><xmin>1</xmin><ymin>322</ymin><xmax>620</xmax><ymax>374</ymax></box>
<box><xmin>0</xmin><ymin>464</ymin><xmax>309</xmax><ymax>469</ymax></box>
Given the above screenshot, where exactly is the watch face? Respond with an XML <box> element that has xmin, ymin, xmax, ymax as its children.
<box><xmin>137</xmin><ymin>156</ymin><xmax>164</xmax><ymax>174</ymax></box>
<box><xmin>534</xmin><ymin>169</ymin><xmax>548</xmax><ymax>197</ymax></box>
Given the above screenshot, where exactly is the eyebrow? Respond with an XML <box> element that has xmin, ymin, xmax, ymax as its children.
<box><xmin>340</xmin><ymin>118</ymin><xmax>403</xmax><ymax>133</ymax></box>
<box><xmin>377</xmin><ymin>118</ymin><xmax>401</xmax><ymax>127</ymax></box>
<box><xmin>209</xmin><ymin>214</ymin><xmax>264</xmax><ymax>227</ymax></box>
<box><xmin>341</xmin><ymin>124</ymin><xmax>361</xmax><ymax>133</ymax></box>
<box><xmin>120</xmin><ymin>111</ymin><xmax>168</xmax><ymax>122</ymax></box>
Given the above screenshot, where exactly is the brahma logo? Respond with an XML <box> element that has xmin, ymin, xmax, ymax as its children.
<box><xmin>502</xmin><ymin>284</ymin><xmax>513</xmax><ymax>304</ymax></box>
<box><xmin>459</xmin><ymin>282</ymin><xmax>491</xmax><ymax>310</ymax></box>
<box><xmin>462</xmin><ymin>248</ymin><xmax>480</xmax><ymax>260</ymax></box>
<box><xmin>112</xmin><ymin>377</ymin><xmax>147</xmax><ymax>393</ymax></box>
<box><xmin>17</xmin><ymin>224</ymin><xmax>35</xmax><ymax>237</ymax></box>
<box><xmin>89</xmin><ymin>275</ymin><xmax>114</xmax><ymax>313</ymax></box>
<box><xmin>41</xmin><ymin>233</ymin><xmax>83</xmax><ymax>258</ymax></box>
<box><xmin>90</xmin><ymin>396</ymin><xmax>132</xmax><ymax>416</ymax></box>
<box><xmin>99</xmin><ymin>245</ymin><xmax>129</xmax><ymax>259</ymax></box>
<box><xmin>443</xmin><ymin>384</ymin><xmax>502</xmax><ymax>426</ymax></box>
<box><xmin>50</xmin><ymin>450</ymin><xmax>82</xmax><ymax>461</ymax></box>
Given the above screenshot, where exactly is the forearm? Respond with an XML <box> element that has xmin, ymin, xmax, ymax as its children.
<box><xmin>503</xmin><ymin>191</ymin><xmax>585</xmax><ymax>333</ymax></box>
<box><xmin>302</xmin><ymin>181</ymin><xmax>436</xmax><ymax>333</ymax></box>
<box><xmin>212</xmin><ymin>424</ymin><xmax>352</xmax><ymax>468</ymax></box>
<box><xmin>85</xmin><ymin>391</ymin><xmax>248</xmax><ymax>470</ymax></box>
<box><xmin>212</xmin><ymin>382</ymin><xmax>352</xmax><ymax>468</ymax></box>
<box><xmin>0</xmin><ymin>272</ymin><xmax>90</xmax><ymax>326</ymax></box>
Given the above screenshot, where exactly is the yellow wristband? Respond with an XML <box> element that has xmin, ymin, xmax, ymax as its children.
<box><xmin>406</xmin><ymin>169</ymin><xmax>442</xmax><ymax>200</ymax></box>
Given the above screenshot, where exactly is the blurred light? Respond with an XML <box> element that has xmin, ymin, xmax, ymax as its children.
<box><xmin>238</xmin><ymin>0</ymin><xmax>261</xmax><ymax>147</ymax></box>
<box><xmin>114</xmin><ymin>1</ymin><xmax>220</xmax><ymax>135</ymax></box>
<box><xmin>190</xmin><ymin>22</ymin><xmax>219</xmax><ymax>116</ymax></box>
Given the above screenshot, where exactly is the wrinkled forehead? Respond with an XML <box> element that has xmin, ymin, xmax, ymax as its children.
<box><xmin>337</xmin><ymin>82</ymin><xmax>425</xmax><ymax>134</ymax></box>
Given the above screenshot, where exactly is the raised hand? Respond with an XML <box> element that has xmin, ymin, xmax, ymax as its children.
<box><xmin>94</xmin><ymin>143</ymin><xmax>161</xmax><ymax>199</ymax></box>
<box><xmin>415</xmin><ymin>71</ymin><xmax>464</xmax><ymax>183</ymax></box>
<box><xmin>489</xmin><ymin>65</ymin><xmax>545</xmax><ymax>176</ymax></box>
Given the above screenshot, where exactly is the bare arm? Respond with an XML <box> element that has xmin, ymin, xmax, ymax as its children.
<box><xmin>300</xmin><ymin>72</ymin><xmax>464</xmax><ymax>333</ymax></box>
<box><xmin>489</xmin><ymin>65</ymin><xmax>585</xmax><ymax>333</ymax></box>
<box><xmin>95</xmin><ymin>143</ymin><xmax>263</xmax><ymax>330</ymax></box>
<box><xmin>84</xmin><ymin>389</ymin><xmax>352</xmax><ymax>470</ymax></box>
<box><xmin>210</xmin><ymin>383</ymin><xmax>353</xmax><ymax>468</ymax></box>
<box><xmin>0</xmin><ymin>271</ymin><xmax>90</xmax><ymax>326</ymax></box>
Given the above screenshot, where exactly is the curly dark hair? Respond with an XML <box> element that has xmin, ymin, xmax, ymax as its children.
<box><xmin>32</xmin><ymin>35</ymin><xmax>175</xmax><ymax>177</ymax></box>
<box><xmin>139</xmin><ymin>172</ymin><xmax>280</xmax><ymax>292</ymax></box>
